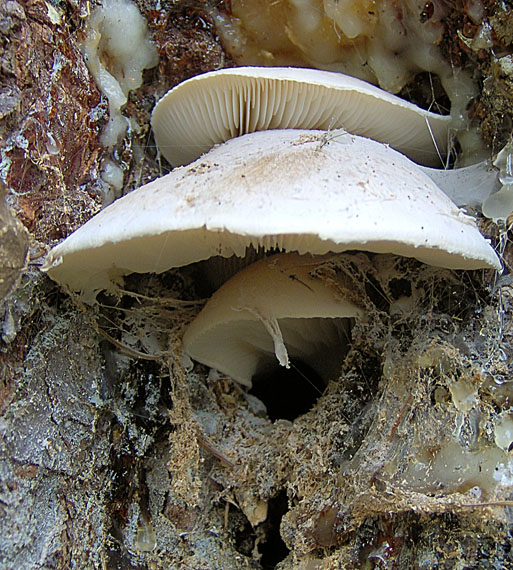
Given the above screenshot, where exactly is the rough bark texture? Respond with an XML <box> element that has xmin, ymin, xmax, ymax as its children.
<box><xmin>1</xmin><ymin>1</ymin><xmax>513</xmax><ymax>569</ymax></box>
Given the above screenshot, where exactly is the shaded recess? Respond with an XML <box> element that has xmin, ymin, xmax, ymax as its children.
<box><xmin>250</xmin><ymin>359</ymin><xmax>327</xmax><ymax>421</ymax></box>
<box><xmin>259</xmin><ymin>491</ymin><xmax>290</xmax><ymax>569</ymax></box>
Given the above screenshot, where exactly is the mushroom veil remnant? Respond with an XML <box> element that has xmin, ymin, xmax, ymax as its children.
<box><xmin>43</xmin><ymin>128</ymin><xmax>500</xmax><ymax>386</ymax></box>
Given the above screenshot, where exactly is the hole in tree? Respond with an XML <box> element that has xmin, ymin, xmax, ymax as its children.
<box><xmin>258</xmin><ymin>491</ymin><xmax>290</xmax><ymax>569</ymax></box>
<box><xmin>249</xmin><ymin>317</ymin><xmax>354</xmax><ymax>421</ymax></box>
<box><xmin>250</xmin><ymin>359</ymin><xmax>325</xmax><ymax>421</ymax></box>
<box><xmin>364</xmin><ymin>275</ymin><xmax>389</xmax><ymax>312</ymax></box>
<box><xmin>389</xmin><ymin>277</ymin><xmax>412</xmax><ymax>300</ymax></box>
<box><xmin>398</xmin><ymin>71</ymin><xmax>451</xmax><ymax>115</ymax></box>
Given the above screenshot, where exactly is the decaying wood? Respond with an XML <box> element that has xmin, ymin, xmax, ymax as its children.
<box><xmin>1</xmin><ymin>1</ymin><xmax>513</xmax><ymax>569</ymax></box>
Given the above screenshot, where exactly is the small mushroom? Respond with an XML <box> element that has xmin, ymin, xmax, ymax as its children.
<box><xmin>151</xmin><ymin>66</ymin><xmax>450</xmax><ymax>167</ymax></box>
<box><xmin>43</xmin><ymin>128</ymin><xmax>500</xmax><ymax>300</ymax></box>
<box><xmin>182</xmin><ymin>252</ymin><xmax>362</xmax><ymax>386</ymax></box>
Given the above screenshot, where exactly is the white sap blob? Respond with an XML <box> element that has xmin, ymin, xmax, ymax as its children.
<box><xmin>494</xmin><ymin>412</ymin><xmax>513</xmax><ymax>452</ymax></box>
<box><xmin>82</xmin><ymin>0</ymin><xmax>158</xmax><ymax>200</ymax></box>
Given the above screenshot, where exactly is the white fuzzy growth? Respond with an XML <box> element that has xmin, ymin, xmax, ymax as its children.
<box><xmin>100</xmin><ymin>159</ymin><xmax>125</xmax><ymax>205</ymax></box>
<box><xmin>493</xmin><ymin>460</ymin><xmax>513</xmax><ymax>487</ymax></box>
<box><xmin>89</xmin><ymin>0</ymin><xmax>158</xmax><ymax>98</ymax></box>
<box><xmin>83</xmin><ymin>0</ymin><xmax>158</xmax><ymax>147</ymax></box>
<box><xmin>401</xmin><ymin>440</ymin><xmax>513</xmax><ymax>495</ymax></box>
<box><xmin>494</xmin><ymin>412</ymin><xmax>513</xmax><ymax>452</ymax></box>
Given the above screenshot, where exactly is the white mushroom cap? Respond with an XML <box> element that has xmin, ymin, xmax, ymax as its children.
<box><xmin>151</xmin><ymin>66</ymin><xmax>450</xmax><ymax>167</ymax></box>
<box><xmin>182</xmin><ymin>252</ymin><xmax>362</xmax><ymax>386</ymax></box>
<box><xmin>43</xmin><ymin>129</ymin><xmax>500</xmax><ymax>298</ymax></box>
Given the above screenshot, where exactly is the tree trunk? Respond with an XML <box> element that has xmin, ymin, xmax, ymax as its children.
<box><xmin>1</xmin><ymin>1</ymin><xmax>513</xmax><ymax>569</ymax></box>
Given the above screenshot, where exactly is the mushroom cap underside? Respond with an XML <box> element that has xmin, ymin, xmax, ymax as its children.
<box><xmin>43</xmin><ymin>129</ymin><xmax>500</xmax><ymax>297</ymax></box>
<box><xmin>182</xmin><ymin>252</ymin><xmax>363</xmax><ymax>386</ymax></box>
<box><xmin>151</xmin><ymin>66</ymin><xmax>450</xmax><ymax>167</ymax></box>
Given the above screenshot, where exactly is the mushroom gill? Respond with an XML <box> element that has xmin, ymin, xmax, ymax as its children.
<box><xmin>151</xmin><ymin>66</ymin><xmax>504</xmax><ymax>211</ymax></box>
<box><xmin>151</xmin><ymin>66</ymin><xmax>450</xmax><ymax>167</ymax></box>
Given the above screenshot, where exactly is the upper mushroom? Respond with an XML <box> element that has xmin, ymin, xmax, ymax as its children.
<box><xmin>151</xmin><ymin>66</ymin><xmax>450</xmax><ymax>167</ymax></box>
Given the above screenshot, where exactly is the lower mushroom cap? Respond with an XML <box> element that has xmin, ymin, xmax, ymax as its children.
<box><xmin>43</xmin><ymin>129</ymin><xmax>500</xmax><ymax>299</ymax></box>
<box><xmin>182</xmin><ymin>252</ymin><xmax>363</xmax><ymax>386</ymax></box>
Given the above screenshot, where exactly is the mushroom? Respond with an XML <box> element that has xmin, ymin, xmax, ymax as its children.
<box><xmin>43</xmin><ymin>129</ymin><xmax>499</xmax><ymax>299</ymax></box>
<box><xmin>182</xmin><ymin>252</ymin><xmax>363</xmax><ymax>386</ymax></box>
<box><xmin>151</xmin><ymin>66</ymin><xmax>450</xmax><ymax>168</ymax></box>
<box><xmin>152</xmin><ymin>66</ymin><xmax>504</xmax><ymax>210</ymax></box>
<box><xmin>43</xmin><ymin>125</ymin><xmax>500</xmax><ymax>386</ymax></box>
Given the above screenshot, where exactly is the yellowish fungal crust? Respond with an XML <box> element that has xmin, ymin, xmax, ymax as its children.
<box><xmin>213</xmin><ymin>0</ymin><xmax>486</xmax><ymax>160</ymax></box>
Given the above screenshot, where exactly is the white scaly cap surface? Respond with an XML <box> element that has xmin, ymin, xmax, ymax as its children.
<box><xmin>151</xmin><ymin>66</ymin><xmax>450</xmax><ymax>167</ymax></box>
<box><xmin>43</xmin><ymin>129</ymin><xmax>500</xmax><ymax>299</ymax></box>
